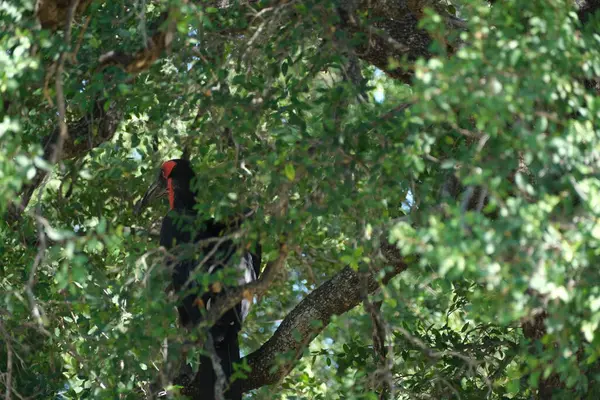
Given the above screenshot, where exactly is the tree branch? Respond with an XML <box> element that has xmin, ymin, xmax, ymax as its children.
<box><xmin>220</xmin><ymin>242</ymin><xmax>407</xmax><ymax>393</ymax></box>
<box><xmin>238</xmin><ymin>242</ymin><xmax>407</xmax><ymax>392</ymax></box>
<box><xmin>341</xmin><ymin>1</ymin><xmax>433</xmax><ymax>83</ymax></box>
<box><xmin>203</xmin><ymin>242</ymin><xmax>290</xmax><ymax>330</ymax></box>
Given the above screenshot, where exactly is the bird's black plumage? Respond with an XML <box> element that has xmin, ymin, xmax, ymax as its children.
<box><xmin>139</xmin><ymin>159</ymin><xmax>260</xmax><ymax>400</ymax></box>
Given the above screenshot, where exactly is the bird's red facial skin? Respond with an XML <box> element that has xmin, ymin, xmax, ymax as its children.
<box><xmin>161</xmin><ymin>160</ymin><xmax>177</xmax><ymax>179</ymax></box>
<box><xmin>162</xmin><ymin>161</ymin><xmax>177</xmax><ymax>210</ymax></box>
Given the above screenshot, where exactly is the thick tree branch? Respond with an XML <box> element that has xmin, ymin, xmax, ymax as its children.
<box><xmin>230</xmin><ymin>242</ymin><xmax>407</xmax><ymax>393</ymax></box>
<box><xmin>237</xmin><ymin>242</ymin><xmax>407</xmax><ymax>392</ymax></box>
<box><xmin>342</xmin><ymin>11</ymin><xmax>430</xmax><ymax>83</ymax></box>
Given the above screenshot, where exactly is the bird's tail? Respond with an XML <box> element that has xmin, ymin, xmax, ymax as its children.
<box><xmin>195</xmin><ymin>328</ymin><xmax>242</xmax><ymax>400</ymax></box>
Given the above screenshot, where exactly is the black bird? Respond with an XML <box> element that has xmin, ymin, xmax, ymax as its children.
<box><xmin>136</xmin><ymin>159</ymin><xmax>261</xmax><ymax>400</ymax></box>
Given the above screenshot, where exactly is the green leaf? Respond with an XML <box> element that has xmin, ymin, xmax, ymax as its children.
<box><xmin>284</xmin><ymin>163</ymin><xmax>296</xmax><ymax>181</ymax></box>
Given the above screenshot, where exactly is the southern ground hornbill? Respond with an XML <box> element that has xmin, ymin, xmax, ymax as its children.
<box><xmin>136</xmin><ymin>159</ymin><xmax>261</xmax><ymax>400</ymax></box>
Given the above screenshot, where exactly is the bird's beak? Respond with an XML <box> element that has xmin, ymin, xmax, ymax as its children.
<box><xmin>135</xmin><ymin>174</ymin><xmax>167</xmax><ymax>215</ymax></box>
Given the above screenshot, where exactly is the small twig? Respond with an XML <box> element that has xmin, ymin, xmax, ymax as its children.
<box><xmin>242</xmin><ymin>0</ymin><xmax>295</xmax><ymax>62</ymax></box>
<box><xmin>133</xmin><ymin>247</ymin><xmax>174</xmax><ymax>288</ymax></box>
<box><xmin>476</xmin><ymin>134</ymin><xmax>490</xmax><ymax>153</ymax></box>
<box><xmin>488</xmin><ymin>342</ymin><xmax>519</xmax><ymax>382</ymax></box>
<box><xmin>569</xmin><ymin>176</ymin><xmax>588</xmax><ymax>203</ymax></box>
<box><xmin>250</xmin><ymin>6</ymin><xmax>273</xmax><ymax>21</ymax></box>
<box><xmin>396</xmin><ymin>326</ymin><xmax>475</xmax><ymax>364</ymax></box>
<box><xmin>243</xmin><ymin>20</ymin><xmax>267</xmax><ymax>58</ymax></box>
<box><xmin>205</xmin><ymin>334</ymin><xmax>227</xmax><ymax>400</ymax></box>
<box><xmin>26</xmin><ymin>212</ymin><xmax>49</xmax><ymax>329</ymax></box>
<box><xmin>202</xmin><ymin>241</ymin><xmax>289</xmax><ymax>329</ymax></box>
<box><xmin>476</xmin><ymin>188</ymin><xmax>488</xmax><ymax>212</ymax></box>
<box><xmin>394</xmin><ymin>325</ymin><xmax>493</xmax><ymax>394</ymax></box>
<box><xmin>178</xmin><ymin>231</ymin><xmax>245</xmax><ymax>292</ymax></box>
<box><xmin>70</xmin><ymin>15</ymin><xmax>92</xmax><ymax>63</ymax></box>
<box><xmin>460</xmin><ymin>186</ymin><xmax>475</xmax><ymax>213</ymax></box>
<box><xmin>360</xmin><ymin>270</ymin><xmax>394</xmax><ymax>399</ymax></box>
<box><xmin>367</xmin><ymin>102</ymin><xmax>413</xmax><ymax>130</ymax></box>
<box><xmin>449</xmin><ymin>122</ymin><xmax>480</xmax><ymax>138</ymax></box>
<box><xmin>52</xmin><ymin>0</ymin><xmax>80</xmax><ymax>164</ymax></box>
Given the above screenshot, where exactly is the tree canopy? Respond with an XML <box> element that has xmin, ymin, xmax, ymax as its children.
<box><xmin>1</xmin><ymin>0</ymin><xmax>600</xmax><ymax>399</ymax></box>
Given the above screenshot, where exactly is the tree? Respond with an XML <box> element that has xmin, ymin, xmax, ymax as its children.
<box><xmin>1</xmin><ymin>0</ymin><xmax>599</xmax><ymax>398</ymax></box>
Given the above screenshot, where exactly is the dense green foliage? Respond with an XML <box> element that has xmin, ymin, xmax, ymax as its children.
<box><xmin>1</xmin><ymin>0</ymin><xmax>599</xmax><ymax>399</ymax></box>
